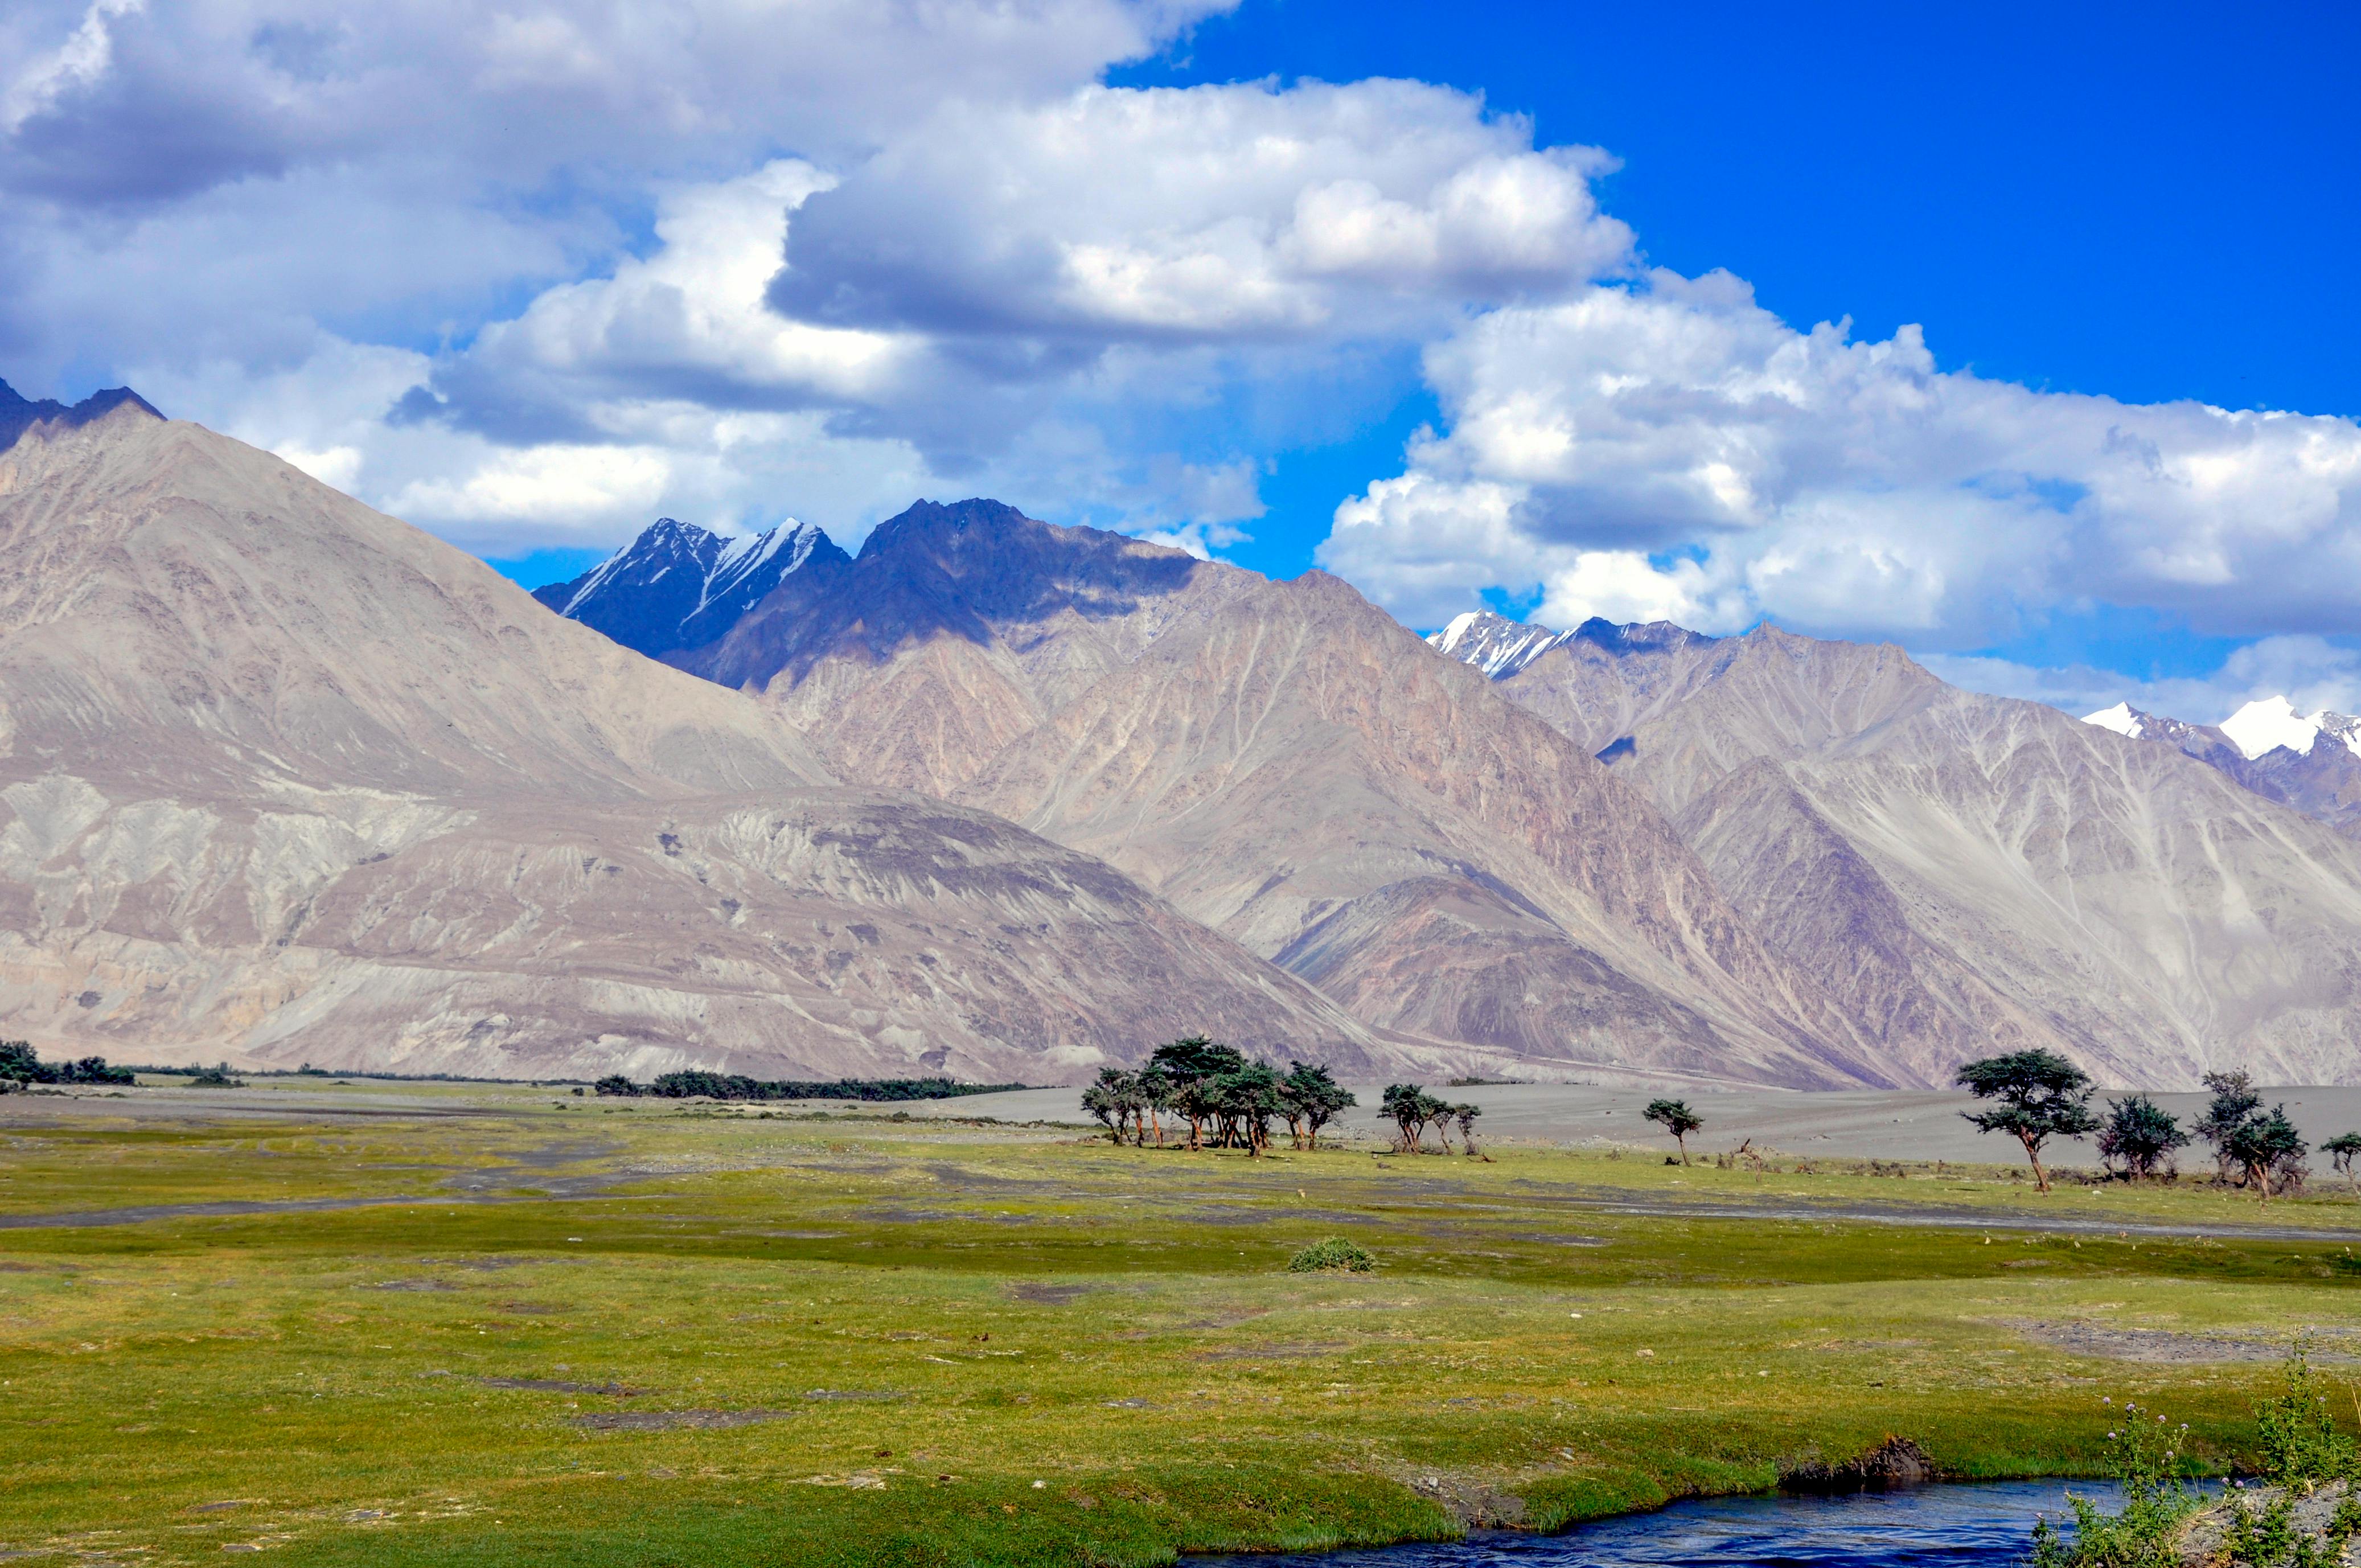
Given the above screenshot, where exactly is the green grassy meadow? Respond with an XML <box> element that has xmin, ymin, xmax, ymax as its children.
<box><xmin>6</xmin><ymin>1085</ymin><xmax>2361</xmax><ymax>1565</ymax></box>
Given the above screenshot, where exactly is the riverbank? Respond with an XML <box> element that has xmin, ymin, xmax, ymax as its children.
<box><xmin>5</xmin><ymin>1083</ymin><xmax>2356</xmax><ymax>1564</ymax></box>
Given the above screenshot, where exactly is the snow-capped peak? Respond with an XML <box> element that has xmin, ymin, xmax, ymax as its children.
<box><xmin>1424</xmin><ymin>609</ymin><xmax>1571</xmax><ymax>679</ymax></box>
<box><xmin>2222</xmin><ymin>696</ymin><xmax>2322</xmax><ymax>761</ymax></box>
<box><xmin>532</xmin><ymin>512</ymin><xmax>845</xmax><ymax>658</ymax></box>
<box><xmin>1435</xmin><ymin>610</ymin><xmax>1485</xmax><ymax>655</ymax></box>
<box><xmin>2080</xmin><ymin>701</ymin><xmax>2145</xmax><ymax>739</ymax></box>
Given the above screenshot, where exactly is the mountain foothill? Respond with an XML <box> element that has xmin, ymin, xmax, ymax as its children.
<box><xmin>5</xmin><ymin>382</ymin><xmax>2359</xmax><ymax>1090</ymax></box>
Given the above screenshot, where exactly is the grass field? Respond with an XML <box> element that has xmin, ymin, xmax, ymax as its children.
<box><xmin>7</xmin><ymin>1083</ymin><xmax>2361</xmax><ymax>1566</ymax></box>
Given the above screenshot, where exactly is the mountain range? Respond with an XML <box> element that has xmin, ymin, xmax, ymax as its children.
<box><xmin>2081</xmin><ymin>696</ymin><xmax>2361</xmax><ymax>840</ymax></box>
<box><xmin>10</xmin><ymin>383</ymin><xmax>2361</xmax><ymax>1087</ymax></box>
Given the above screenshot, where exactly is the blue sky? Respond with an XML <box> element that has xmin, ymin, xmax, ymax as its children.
<box><xmin>2</xmin><ymin>0</ymin><xmax>2356</xmax><ymax>719</ymax></box>
<box><xmin>1115</xmin><ymin>0</ymin><xmax>2361</xmax><ymax>693</ymax></box>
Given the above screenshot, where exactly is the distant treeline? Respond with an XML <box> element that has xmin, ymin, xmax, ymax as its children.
<box><xmin>0</xmin><ymin>1040</ymin><xmax>135</xmax><ymax>1086</ymax></box>
<box><xmin>593</xmin><ymin>1072</ymin><xmax>1025</xmax><ymax>1102</ymax></box>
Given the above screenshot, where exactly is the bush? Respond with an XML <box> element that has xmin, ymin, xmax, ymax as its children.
<box><xmin>2029</xmin><ymin>1397</ymin><xmax>2200</xmax><ymax>1567</ymax></box>
<box><xmin>592</xmin><ymin>1074</ymin><xmax>640</xmax><ymax>1097</ymax></box>
<box><xmin>0</xmin><ymin>1042</ymin><xmax>134</xmax><ymax>1085</ymax></box>
<box><xmin>185</xmin><ymin>1063</ymin><xmax>243</xmax><ymax>1087</ymax></box>
<box><xmin>0</xmin><ymin>1040</ymin><xmax>55</xmax><ymax>1083</ymax></box>
<box><xmin>1287</xmin><ymin>1238</ymin><xmax>1375</xmax><ymax>1274</ymax></box>
<box><xmin>2255</xmin><ymin>1343</ymin><xmax>2355</xmax><ymax>1488</ymax></box>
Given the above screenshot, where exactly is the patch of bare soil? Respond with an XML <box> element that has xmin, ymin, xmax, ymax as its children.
<box><xmin>1008</xmin><ymin>1282</ymin><xmax>1091</xmax><ymax>1304</ymax></box>
<box><xmin>573</xmin><ymin>1409</ymin><xmax>794</xmax><ymax>1431</ymax></box>
<box><xmin>1781</xmin><ymin>1435</ymin><xmax>1936</xmax><ymax>1492</ymax></box>
<box><xmin>1397</xmin><ymin>1470</ymin><xmax>1526</xmax><ymax>1528</ymax></box>
<box><xmin>481</xmin><ymin>1377</ymin><xmax>646</xmax><ymax>1395</ymax></box>
<box><xmin>1995</xmin><ymin>1318</ymin><xmax>2356</xmax><ymax>1362</ymax></box>
<box><xmin>1194</xmin><ymin>1341</ymin><xmax>1347</xmax><ymax>1361</ymax></box>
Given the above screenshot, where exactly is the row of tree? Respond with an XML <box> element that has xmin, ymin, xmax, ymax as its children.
<box><xmin>1952</xmin><ymin>1051</ymin><xmax>2347</xmax><ymax>1198</ymax></box>
<box><xmin>0</xmin><ymin>1041</ymin><xmax>135</xmax><ymax>1086</ymax></box>
<box><xmin>593</xmin><ymin>1072</ymin><xmax>1025</xmax><ymax>1102</ymax></box>
<box><xmin>1081</xmin><ymin>1038</ymin><xmax>1354</xmax><ymax>1153</ymax></box>
<box><xmin>1625</xmin><ymin>1054</ymin><xmax>2358</xmax><ymax>1202</ymax></box>
<box><xmin>1380</xmin><ymin>1084</ymin><xmax>1484</xmax><ymax>1155</ymax></box>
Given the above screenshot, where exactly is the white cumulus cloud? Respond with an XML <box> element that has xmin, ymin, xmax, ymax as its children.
<box><xmin>1321</xmin><ymin>268</ymin><xmax>2361</xmax><ymax>651</ymax></box>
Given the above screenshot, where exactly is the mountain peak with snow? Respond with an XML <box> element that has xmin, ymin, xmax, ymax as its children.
<box><xmin>1428</xmin><ymin>608</ymin><xmax>1717</xmax><ymax>680</ymax></box>
<box><xmin>2081</xmin><ymin>700</ymin><xmax>2146</xmax><ymax>738</ymax></box>
<box><xmin>2221</xmin><ymin>696</ymin><xmax>2327</xmax><ymax>761</ymax></box>
<box><xmin>533</xmin><ymin>514</ymin><xmax>848</xmax><ymax>658</ymax></box>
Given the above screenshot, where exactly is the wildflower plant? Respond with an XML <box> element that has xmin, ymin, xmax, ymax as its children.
<box><xmin>2029</xmin><ymin>1398</ymin><xmax>2202</xmax><ymax>1568</ymax></box>
<box><xmin>2253</xmin><ymin>1342</ymin><xmax>2356</xmax><ymax>1490</ymax></box>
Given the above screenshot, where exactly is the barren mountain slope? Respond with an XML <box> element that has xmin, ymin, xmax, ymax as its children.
<box><xmin>1620</xmin><ymin>629</ymin><xmax>2361</xmax><ymax>1086</ymax></box>
<box><xmin>0</xmin><ymin>409</ymin><xmax>1381</xmax><ymax>1078</ymax></box>
<box><xmin>683</xmin><ymin>500</ymin><xmax>1268</xmax><ymax>797</ymax></box>
<box><xmin>0</xmin><ymin>405</ymin><xmax>833</xmax><ymax>800</ymax></box>
<box><xmin>2088</xmin><ymin>701</ymin><xmax>2361</xmax><ymax>841</ymax></box>
<box><xmin>959</xmin><ymin>572</ymin><xmax>1896</xmax><ymax>1087</ymax></box>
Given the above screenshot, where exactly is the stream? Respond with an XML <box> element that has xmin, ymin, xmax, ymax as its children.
<box><xmin>1208</xmin><ymin>1480</ymin><xmax>2132</xmax><ymax>1566</ymax></box>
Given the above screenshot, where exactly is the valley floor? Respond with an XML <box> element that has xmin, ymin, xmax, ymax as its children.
<box><xmin>5</xmin><ymin>1081</ymin><xmax>2359</xmax><ymax>1566</ymax></box>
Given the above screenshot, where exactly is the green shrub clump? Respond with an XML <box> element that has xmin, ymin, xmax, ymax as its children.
<box><xmin>2029</xmin><ymin>1398</ymin><xmax>2200</xmax><ymax>1568</ymax></box>
<box><xmin>2255</xmin><ymin>1344</ymin><xmax>2356</xmax><ymax>1488</ymax></box>
<box><xmin>1287</xmin><ymin>1238</ymin><xmax>1374</xmax><ymax>1274</ymax></box>
<box><xmin>0</xmin><ymin>1040</ymin><xmax>136</xmax><ymax>1086</ymax></box>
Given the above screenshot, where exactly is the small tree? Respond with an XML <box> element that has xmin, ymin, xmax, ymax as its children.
<box><xmin>2222</xmin><ymin>1104</ymin><xmax>2306</xmax><ymax>1201</ymax></box>
<box><xmin>1137</xmin><ymin>1066</ymin><xmax>1173</xmax><ymax>1147</ymax></box>
<box><xmin>1454</xmin><ymin>1102</ymin><xmax>1483</xmax><ymax>1157</ymax></box>
<box><xmin>2196</xmin><ymin>1069</ymin><xmax>2263</xmax><ymax>1181</ymax></box>
<box><xmin>1081</xmin><ymin>1068</ymin><xmax>1127</xmax><ymax>1145</ymax></box>
<box><xmin>2095</xmin><ymin>1094</ymin><xmax>2190</xmax><ymax>1181</ymax></box>
<box><xmin>1380</xmin><ymin>1084</ymin><xmax>1426</xmax><ymax>1153</ymax></box>
<box><xmin>1278</xmin><ymin>1062</ymin><xmax>1354</xmax><ymax>1151</ymax></box>
<box><xmin>1151</xmin><ymin>1037</ymin><xmax>1246</xmax><ymax>1150</ymax></box>
<box><xmin>1955</xmin><ymin>1049</ymin><xmax>2100</xmax><ymax>1193</ymax></box>
<box><xmin>1216</xmin><ymin>1062</ymin><xmax>1283</xmax><ymax>1154</ymax></box>
<box><xmin>2323</xmin><ymin>1131</ymin><xmax>2361</xmax><ymax>1190</ymax></box>
<box><xmin>1643</xmin><ymin>1098</ymin><xmax>1703</xmax><ymax>1165</ymax></box>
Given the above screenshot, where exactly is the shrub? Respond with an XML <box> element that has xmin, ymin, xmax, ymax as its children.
<box><xmin>2097</xmin><ymin>1094</ymin><xmax>2190</xmax><ymax>1180</ymax></box>
<box><xmin>0</xmin><ymin>1040</ymin><xmax>56</xmax><ymax>1083</ymax></box>
<box><xmin>2254</xmin><ymin>1343</ymin><xmax>2355</xmax><ymax>1488</ymax></box>
<box><xmin>2029</xmin><ymin>1397</ymin><xmax>2200</xmax><ymax>1567</ymax></box>
<box><xmin>186</xmin><ymin>1063</ymin><xmax>243</xmax><ymax>1087</ymax></box>
<box><xmin>1287</xmin><ymin>1238</ymin><xmax>1375</xmax><ymax>1274</ymax></box>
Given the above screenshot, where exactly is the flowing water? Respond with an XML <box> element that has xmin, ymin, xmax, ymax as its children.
<box><xmin>1209</xmin><ymin>1481</ymin><xmax>2131</xmax><ymax>1566</ymax></box>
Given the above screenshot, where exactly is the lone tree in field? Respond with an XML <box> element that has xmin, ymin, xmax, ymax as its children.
<box><xmin>1643</xmin><ymin>1098</ymin><xmax>1703</xmax><ymax>1165</ymax></box>
<box><xmin>2095</xmin><ymin>1094</ymin><xmax>2190</xmax><ymax>1181</ymax></box>
<box><xmin>2222</xmin><ymin>1104</ymin><xmax>2307</xmax><ymax>1201</ymax></box>
<box><xmin>1955</xmin><ymin>1049</ymin><xmax>2100</xmax><ymax>1192</ymax></box>
<box><xmin>2325</xmin><ymin>1131</ymin><xmax>2361</xmax><ymax>1190</ymax></box>
<box><xmin>1454</xmin><ymin>1102</ymin><xmax>1483</xmax><ymax>1158</ymax></box>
